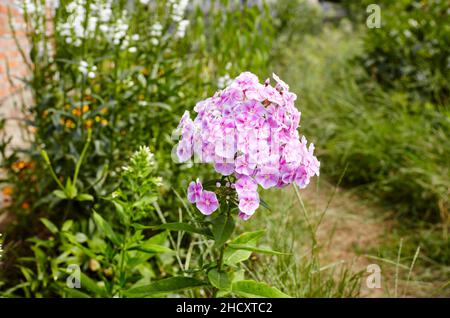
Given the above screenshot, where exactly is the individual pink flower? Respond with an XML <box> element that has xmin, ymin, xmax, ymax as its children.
<box><xmin>235</xmin><ymin>175</ymin><xmax>257</xmax><ymax>196</ymax></box>
<box><xmin>238</xmin><ymin>212</ymin><xmax>251</xmax><ymax>221</ymax></box>
<box><xmin>234</xmin><ymin>154</ymin><xmax>256</xmax><ymax>176</ymax></box>
<box><xmin>238</xmin><ymin>191</ymin><xmax>260</xmax><ymax>216</ymax></box>
<box><xmin>176</xmin><ymin>139</ymin><xmax>192</xmax><ymax>162</ymax></box>
<box><xmin>294</xmin><ymin>166</ymin><xmax>310</xmax><ymax>189</ymax></box>
<box><xmin>254</xmin><ymin>168</ymin><xmax>279</xmax><ymax>189</ymax></box>
<box><xmin>187</xmin><ymin>179</ymin><xmax>203</xmax><ymax>203</ymax></box>
<box><xmin>196</xmin><ymin>190</ymin><xmax>219</xmax><ymax>215</ymax></box>
<box><xmin>231</xmin><ymin>71</ymin><xmax>259</xmax><ymax>90</ymax></box>
<box><xmin>272</xmin><ymin>73</ymin><xmax>289</xmax><ymax>91</ymax></box>
<box><xmin>214</xmin><ymin>162</ymin><xmax>234</xmax><ymax>176</ymax></box>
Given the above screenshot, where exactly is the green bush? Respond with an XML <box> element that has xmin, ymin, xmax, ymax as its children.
<box><xmin>276</xmin><ymin>27</ymin><xmax>450</xmax><ymax>226</ymax></box>
<box><xmin>360</xmin><ymin>0</ymin><xmax>450</xmax><ymax>104</ymax></box>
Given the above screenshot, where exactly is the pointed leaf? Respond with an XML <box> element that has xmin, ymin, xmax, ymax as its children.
<box><xmin>147</xmin><ymin>222</ymin><xmax>212</xmax><ymax>238</ymax></box>
<box><xmin>92</xmin><ymin>211</ymin><xmax>121</xmax><ymax>245</ymax></box>
<box><xmin>212</xmin><ymin>214</ymin><xmax>235</xmax><ymax>248</ymax></box>
<box><xmin>123</xmin><ymin>277</ymin><xmax>206</xmax><ymax>297</ymax></box>
<box><xmin>40</xmin><ymin>218</ymin><xmax>59</xmax><ymax>235</ymax></box>
<box><xmin>208</xmin><ymin>269</ymin><xmax>231</xmax><ymax>291</ymax></box>
<box><xmin>76</xmin><ymin>193</ymin><xmax>94</xmax><ymax>201</ymax></box>
<box><xmin>232</xmin><ymin>280</ymin><xmax>290</xmax><ymax>298</ymax></box>
<box><xmin>227</xmin><ymin>244</ymin><xmax>289</xmax><ymax>256</ymax></box>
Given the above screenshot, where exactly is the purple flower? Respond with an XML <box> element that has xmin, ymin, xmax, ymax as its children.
<box><xmin>196</xmin><ymin>190</ymin><xmax>219</xmax><ymax>215</ymax></box>
<box><xmin>255</xmin><ymin>169</ymin><xmax>279</xmax><ymax>189</ymax></box>
<box><xmin>235</xmin><ymin>175</ymin><xmax>257</xmax><ymax>196</ymax></box>
<box><xmin>235</xmin><ymin>154</ymin><xmax>256</xmax><ymax>176</ymax></box>
<box><xmin>187</xmin><ymin>179</ymin><xmax>203</xmax><ymax>203</ymax></box>
<box><xmin>294</xmin><ymin>166</ymin><xmax>309</xmax><ymax>189</ymax></box>
<box><xmin>238</xmin><ymin>212</ymin><xmax>251</xmax><ymax>221</ymax></box>
<box><xmin>175</xmin><ymin>71</ymin><xmax>320</xmax><ymax>220</ymax></box>
<box><xmin>176</xmin><ymin>139</ymin><xmax>192</xmax><ymax>162</ymax></box>
<box><xmin>214</xmin><ymin>162</ymin><xmax>234</xmax><ymax>176</ymax></box>
<box><xmin>238</xmin><ymin>191</ymin><xmax>260</xmax><ymax>216</ymax></box>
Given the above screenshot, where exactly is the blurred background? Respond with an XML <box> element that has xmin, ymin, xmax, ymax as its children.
<box><xmin>0</xmin><ymin>0</ymin><xmax>448</xmax><ymax>297</ymax></box>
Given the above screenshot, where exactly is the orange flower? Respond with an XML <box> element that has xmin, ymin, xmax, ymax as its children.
<box><xmin>82</xmin><ymin>105</ymin><xmax>90</xmax><ymax>113</ymax></box>
<box><xmin>12</xmin><ymin>160</ymin><xmax>27</xmax><ymax>171</ymax></box>
<box><xmin>72</xmin><ymin>107</ymin><xmax>82</xmax><ymax>117</ymax></box>
<box><xmin>2</xmin><ymin>186</ymin><xmax>13</xmax><ymax>196</ymax></box>
<box><xmin>21</xmin><ymin>202</ymin><xmax>30</xmax><ymax>209</ymax></box>
<box><xmin>65</xmin><ymin>119</ymin><xmax>76</xmax><ymax>129</ymax></box>
<box><xmin>84</xmin><ymin>119</ymin><xmax>94</xmax><ymax>129</ymax></box>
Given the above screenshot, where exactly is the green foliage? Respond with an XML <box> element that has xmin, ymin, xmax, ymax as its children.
<box><xmin>360</xmin><ymin>0</ymin><xmax>450</xmax><ymax>104</ymax></box>
<box><xmin>271</xmin><ymin>0</ymin><xmax>323</xmax><ymax>43</ymax></box>
<box><xmin>0</xmin><ymin>0</ymin><xmax>276</xmax><ymax>297</ymax></box>
<box><xmin>277</xmin><ymin>26</ymin><xmax>450</xmax><ymax>224</ymax></box>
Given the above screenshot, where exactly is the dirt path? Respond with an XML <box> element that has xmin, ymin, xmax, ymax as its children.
<box><xmin>296</xmin><ymin>179</ymin><xmax>443</xmax><ymax>297</ymax></box>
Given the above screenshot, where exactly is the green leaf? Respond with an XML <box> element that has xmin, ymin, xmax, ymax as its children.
<box><xmin>76</xmin><ymin>193</ymin><xmax>94</xmax><ymax>201</ymax></box>
<box><xmin>63</xmin><ymin>287</ymin><xmax>91</xmax><ymax>298</ymax></box>
<box><xmin>208</xmin><ymin>269</ymin><xmax>231</xmax><ymax>291</ymax></box>
<box><xmin>128</xmin><ymin>244</ymin><xmax>175</xmax><ymax>254</ymax></box>
<box><xmin>80</xmin><ymin>272</ymin><xmax>107</xmax><ymax>297</ymax></box>
<box><xmin>92</xmin><ymin>211</ymin><xmax>121</xmax><ymax>245</ymax></box>
<box><xmin>227</xmin><ymin>244</ymin><xmax>289</xmax><ymax>256</ymax></box>
<box><xmin>123</xmin><ymin>277</ymin><xmax>206</xmax><ymax>297</ymax></box>
<box><xmin>229</xmin><ymin>230</ymin><xmax>265</xmax><ymax>245</ymax></box>
<box><xmin>224</xmin><ymin>230</ymin><xmax>265</xmax><ymax>265</ymax></box>
<box><xmin>232</xmin><ymin>280</ymin><xmax>291</xmax><ymax>298</ymax></box>
<box><xmin>52</xmin><ymin>189</ymin><xmax>67</xmax><ymax>199</ymax></box>
<box><xmin>61</xmin><ymin>220</ymin><xmax>74</xmax><ymax>232</ymax></box>
<box><xmin>40</xmin><ymin>218</ymin><xmax>59</xmax><ymax>235</ymax></box>
<box><xmin>259</xmin><ymin>198</ymin><xmax>271</xmax><ymax>211</ymax></box>
<box><xmin>212</xmin><ymin>214</ymin><xmax>235</xmax><ymax>248</ymax></box>
<box><xmin>147</xmin><ymin>222</ymin><xmax>212</xmax><ymax>238</ymax></box>
<box><xmin>112</xmin><ymin>201</ymin><xmax>130</xmax><ymax>225</ymax></box>
<box><xmin>147</xmin><ymin>231</ymin><xmax>167</xmax><ymax>245</ymax></box>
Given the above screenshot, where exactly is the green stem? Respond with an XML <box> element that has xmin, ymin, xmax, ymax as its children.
<box><xmin>73</xmin><ymin>129</ymin><xmax>92</xmax><ymax>186</ymax></box>
<box><xmin>40</xmin><ymin>150</ymin><xmax>65</xmax><ymax>191</ymax></box>
<box><xmin>118</xmin><ymin>225</ymin><xmax>129</xmax><ymax>294</ymax></box>
<box><xmin>218</xmin><ymin>244</ymin><xmax>225</xmax><ymax>272</ymax></box>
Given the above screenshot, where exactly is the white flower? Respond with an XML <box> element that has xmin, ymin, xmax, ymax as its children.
<box><xmin>128</xmin><ymin>46</ymin><xmax>137</xmax><ymax>53</ymax></box>
<box><xmin>217</xmin><ymin>74</ymin><xmax>232</xmax><ymax>89</ymax></box>
<box><xmin>79</xmin><ymin>60</ymin><xmax>97</xmax><ymax>78</ymax></box>
<box><xmin>150</xmin><ymin>22</ymin><xmax>163</xmax><ymax>37</ymax></box>
<box><xmin>176</xmin><ymin>19</ymin><xmax>190</xmax><ymax>38</ymax></box>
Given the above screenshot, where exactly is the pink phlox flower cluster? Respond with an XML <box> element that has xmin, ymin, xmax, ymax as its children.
<box><xmin>178</xmin><ymin>72</ymin><xmax>320</xmax><ymax>219</ymax></box>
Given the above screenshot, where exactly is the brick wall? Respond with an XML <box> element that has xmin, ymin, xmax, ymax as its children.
<box><xmin>0</xmin><ymin>0</ymin><xmax>30</xmax><ymax>100</ymax></box>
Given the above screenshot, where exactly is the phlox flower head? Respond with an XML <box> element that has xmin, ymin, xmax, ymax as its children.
<box><xmin>178</xmin><ymin>72</ymin><xmax>320</xmax><ymax>219</ymax></box>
